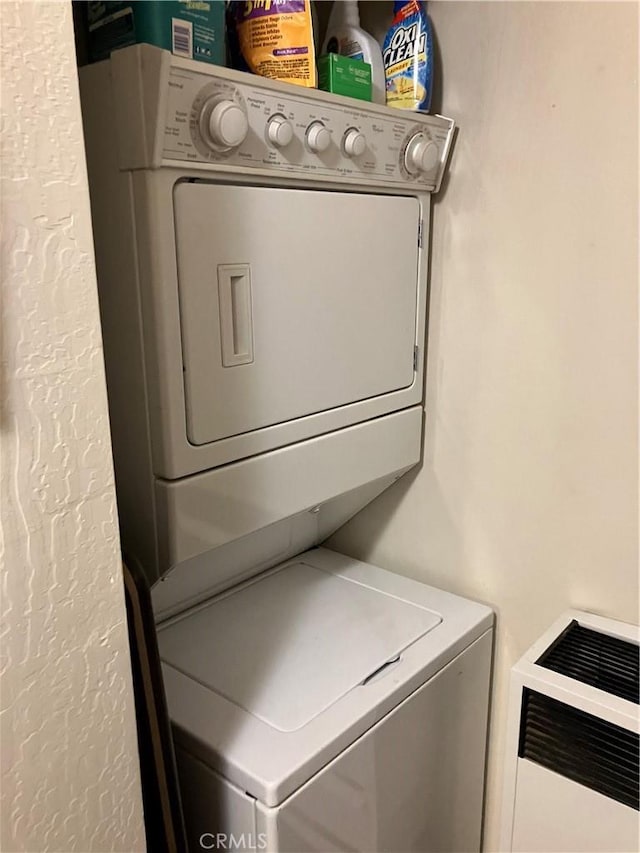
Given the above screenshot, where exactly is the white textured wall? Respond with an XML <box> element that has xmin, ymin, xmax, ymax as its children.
<box><xmin>331</xmin><ymin>2</ymin><xmax>639</xmax><ymax>850</ymax></box>
<box><xmin>0</xmin><ymin>2</ymin><xmax>146</xmax><ymax>851</ymax></box>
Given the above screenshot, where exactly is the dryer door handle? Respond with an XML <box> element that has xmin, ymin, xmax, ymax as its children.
<box><xmin>217</xmin><ymin>264</ymin><xmax>254</xmax><ymax>367</ymax></box>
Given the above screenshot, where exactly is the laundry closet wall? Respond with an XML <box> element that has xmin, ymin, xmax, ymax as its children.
<box><xmin>330</xmin><ymin>2</ymin><xmax>639</xmax><ymax>849</ymax></box>
<box><xmin>1</xmin><ymin>3</ymin><xmax>145</xmax><ymax>850</ymax></box>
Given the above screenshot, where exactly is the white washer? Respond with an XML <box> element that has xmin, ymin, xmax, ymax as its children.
<box><xmin>79</xmin><ymin>45</ymin><xmax>493</xmax><ymax>853</ymax></box>
<box><xmin>160</xmin><ymin>549</ymin><xmax>492</xmax><ymax>853</ymax></box>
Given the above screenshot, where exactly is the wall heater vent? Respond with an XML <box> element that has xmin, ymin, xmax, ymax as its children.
<box><xmin>501</xmin><ymin>610</ymin><xmax>640</xmax><ymax>853</ymax></box>
<box><xmin>537</xmin><ymin>620</ymin><xmax>639</xmax><ymax>703</ymax></box>
<box><xmin>519</xmin><ymin>689</ymin><xmax>639</xmax><ymax>810</ymax></box>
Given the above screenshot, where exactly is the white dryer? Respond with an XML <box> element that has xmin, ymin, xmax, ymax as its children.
<box><xmin>80</xmin><ymin>45</ymin><xmax>493</xmax><ymax>853</ymax></box>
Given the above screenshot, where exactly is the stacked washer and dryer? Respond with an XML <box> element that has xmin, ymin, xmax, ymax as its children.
<box><xmin>80</xmin><ymin>45</ymin><xmax>493</xmax><ymax>853</ymax></box>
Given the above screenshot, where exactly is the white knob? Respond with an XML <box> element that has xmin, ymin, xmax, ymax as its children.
<box><xmin>267</xmin><ymin>115</ymin><xmax>294</xmax><ymax>148</ymax></box>
<box><xmin>205</xmin><ymin>100</ymin><xmax>249</xmax><ymax>149</ymax></box>
<box><xmin>404</xmin><ymin>134</ymin><xmax>439</xmax><ymax>175</ymax></box>
<box><xmin>306</xmin><ymin>122</ymin><xmax>331</xmax><ymax>154</ymax></box>
<box><xmin>343</xmin><ymin>128</ymin><xmax>366</xmax><ymax>158</ymax></box>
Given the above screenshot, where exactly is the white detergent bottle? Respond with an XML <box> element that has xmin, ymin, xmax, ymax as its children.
<box><xmin>322</xmin><ymin>1</ymin><xmax>385</xmax><ymax>104</ymax></box>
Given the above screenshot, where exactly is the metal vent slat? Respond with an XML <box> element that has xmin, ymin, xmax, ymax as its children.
<box><xmin>537</xmin><ymin>621</ymin><xmax>639</xmax><ymax>704</ymax></box>
<box><xmin>524</xmin><ymin>730</ymin><xmax>638</xmax><ymax>778</ymax></box>
<box><xmin>525</xmin><ymin>708</ymin><xmax>638</xmax><ymax>764</ymax></box>
<box><xmin>519</xmin><ymin>689</ymin><xmax>640</xmax><ymax>810</ymax></box>
<box><xmin>545</xmin><ymin>645</ymin><xmax>638</xmax><ymax>676</ymax></box>
<box><xmin>545</xmin><ymin>645</ymin><xmax>638</xmax><ymax>674</ymax></box>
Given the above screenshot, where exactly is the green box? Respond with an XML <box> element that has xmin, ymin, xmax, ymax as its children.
<box><xmin>87</xmin><ymin>1</ymin><xmax>225</xmax><ymax>66</ymax></box>
<box><xmin>318</xmin><ymin>53</ymin><xmax>372</xmax><ymax>103</ymax></box>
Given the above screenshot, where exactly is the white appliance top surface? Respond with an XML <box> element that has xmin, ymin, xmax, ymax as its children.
<box><xmin>159</xmin><ymin>560</ymin><xmax>441</xmax><ymax>732</ymax></box>
<box><xmin>158</xmin><ymin>548</ymin><xmax>494</xmax><ymax>806</ymax></box>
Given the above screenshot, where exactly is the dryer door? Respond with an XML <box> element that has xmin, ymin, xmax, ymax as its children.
<box><xmin>174</xmin><ymin>182</ymin><xmax>420</xmax><ymax>445</ymax></box>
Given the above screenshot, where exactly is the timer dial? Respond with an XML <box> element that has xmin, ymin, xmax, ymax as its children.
<box><xmin>200</xmin><ymin>98</ymin><xmax>249</xmax><ymax>150</ymax></box>
<box><xmin>404</xmin><ymin>133</ymin><xmax>439</xmax><ymax>175</ymax></box>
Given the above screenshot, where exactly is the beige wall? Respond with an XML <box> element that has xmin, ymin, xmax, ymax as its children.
<box><xmin>0</xmin><ymin>2</ymin><xmax>145</xmax><ymax>850</ymax></box>
<box><xmin>331</xmin><ymin>2</ymin><xmax>639</xmax><ymax>849</ymax></box>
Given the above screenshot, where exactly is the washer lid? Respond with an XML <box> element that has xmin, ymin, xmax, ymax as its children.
<box><xmin>159</xmin><ymin>560</ymin><xmax>441</xmax><ymax>732</ymax></box>
<box><xmin>158</xmin><ymin>548</ymin><xmax>494</xmax><ymax>807</ymax></box>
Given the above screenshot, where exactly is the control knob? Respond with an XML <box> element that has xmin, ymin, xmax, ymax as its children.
<box><xmin>343</xmin><ymin>128</ymin><xmax>366</xmax><ymax>158</ymax></box>
<box><xmin>306</xmin><ymin>121</ymin><xmax>331</xmax><ymax>153</ymax></box>
<box><xmin>200</xmin><ymin>99</ymin><xmax>249</xmax><ymax>150</ymax></box>
<box><xmin>404</xmin><ymin>133</ymin><xmax>439</xmax><ymax>175</ymax></box>
<box><xmin>267</xmin><ymin>114</ymin><xmax>294</xmax><ymax>148</ymax></box>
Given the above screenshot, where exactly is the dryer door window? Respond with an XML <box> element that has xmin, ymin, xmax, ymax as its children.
<box><xmin>174</xmin><ymin>182</ymin><xmax>420</xmax><ymax>446</ymax></box>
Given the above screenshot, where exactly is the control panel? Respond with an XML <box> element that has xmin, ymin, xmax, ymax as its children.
<box><xmin>162</xmin><ymin>65</ymin><xmax>453</xmax><ymax>189</ymax></box>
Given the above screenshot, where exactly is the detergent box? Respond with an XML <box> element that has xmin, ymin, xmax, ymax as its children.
<box><xmin>318</xmin><ymin>53</ymin><xmax>372</xmax><ymax>102</ymax></box>
<box><xmin>87</xmin><ymin>1</ymin><xmax>226</xmax><ymax>65</ymax></box>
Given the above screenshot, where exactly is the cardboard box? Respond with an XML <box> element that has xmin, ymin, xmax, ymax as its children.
<box><xmin>318</xmin><ymin>53</ymin><xmax>372</xmax><ymax>102</ymax></box>
<box><xmin>87</xmin><ymin>1</ymin><xmax>225</xmax><ymax>65</ymax></box>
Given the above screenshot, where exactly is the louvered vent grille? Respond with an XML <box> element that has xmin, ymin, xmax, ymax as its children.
<box><xmin>519</xmin><ymin>689</ymin><xmax>639</xmax><ymax>810</ymax></box>
<box><xmin>537</xmin><ymin>620</ymin><xmax>639</xmax><ymax>704</ymax></box>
